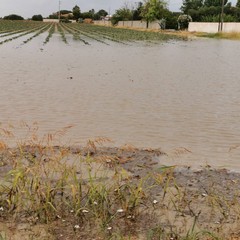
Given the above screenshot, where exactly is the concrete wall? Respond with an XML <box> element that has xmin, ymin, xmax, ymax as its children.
<box><xmin>43</xmin><ymin>19</ymin><xmax>59</xmax><ymax>23</ymax></box>
<box><xmin>43</xmin><ymin>19</ymin><xmax>76</xmax><ymax>23</ymax></box>
<box><xmin>189</xmin><ymin>22</ymin><xmax>240</xmax><ymax>33</ymax></box>
<box><xmin>94</xmin><ymin>20</ymin><xmax>160</xmax><ymax>30</ymax></box>
<box><xmin>118</xmin><ymin>21</ymin><xmax>160</xmax><ymax>30</ymax></box>
<box><xmin>93</xmin><ymin>20</ymin><xmax>112</xmax><ymax>27</ymax></box>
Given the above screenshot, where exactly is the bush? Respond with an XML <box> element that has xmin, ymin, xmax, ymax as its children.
<box><xmin>32</xmin><ymin>15</ymin><xmax>43</xmax><ymax>21</ymax></box>
<box><xmin>201</xmin><ymin>14</ymin><xmax>238</xmax><ymax>22</ymax></box>
<box><xmin>3</xmin><ymin>14</ymin><xmax>24</xmax><ymax>20</ymax></box>
<box><xmin>111</xmin><ymin>15</ymin><xmax>122</xmax><ymax>26</ymax></box>
<box><xmin>178</xmin><ymin>14</ymin><xmax>192</xmax><ymax>30</ymax></box>
<box><xmin>60</xmin><ymin>18</ymin><xmax>71</xmax><ymax>23</ymax></box>
<box><xmin>163</xmin><ymin>10</ymin><xmax>180</xmax><ymax>30</ymax></box>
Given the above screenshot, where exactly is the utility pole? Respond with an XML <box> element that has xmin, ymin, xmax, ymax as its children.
<box><xmin>58</xmin><ymin>0</ymin><xmax>61</xmax><ymax>22</ymax></box>
<box><xmin>219</xmin><ymin>0</ymin><xmax>225</xmax><ymax>32</ymax></box>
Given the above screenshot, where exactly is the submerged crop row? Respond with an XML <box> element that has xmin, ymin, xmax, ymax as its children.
<box><xmin>0</xmin><ymin>20</ymin><xmax>185</xmax><ymax>47</ymax></box>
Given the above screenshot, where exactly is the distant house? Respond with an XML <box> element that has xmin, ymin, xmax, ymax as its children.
<box><xmin>43</xmin><ymin>19</ymin><xmax>59</xmax><ymax>23</ymax></box>
<box><xmin>48</xmin><ymin>11</ymin><xmax>73</xmax><ymax>20</ymax></box>
<box><xmin>102</xmin><ymin>15</ymin><xmax>112</xmax><ymax>21</ymax></box>
<box><xmin>61</xmin><ymin>13</ymin><xmax>74</xmax><ymax>19</ymax></box>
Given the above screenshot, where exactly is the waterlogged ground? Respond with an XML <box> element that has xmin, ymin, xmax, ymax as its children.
<box><xmin>0</xmin><ymin>145</ymin><xmax>240</xmax><ymax>239</ymax></box>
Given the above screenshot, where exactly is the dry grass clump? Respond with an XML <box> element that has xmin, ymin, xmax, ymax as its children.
<box><xmin>196</xmin><ymin>31</ymin><xmax>240</xmax><ymax>40</ymax></box>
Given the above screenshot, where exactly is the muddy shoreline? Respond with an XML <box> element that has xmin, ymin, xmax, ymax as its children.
<box><xmin>1</xmin><ymin>146</ymin><xmax>240</xmax><ymax>239</ymax></box>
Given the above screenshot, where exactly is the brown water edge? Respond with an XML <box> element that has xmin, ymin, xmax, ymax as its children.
<box><xmin>0</xmin><ymin>145</ymin><xmax>240</xmax><ymax>239</ymax></box>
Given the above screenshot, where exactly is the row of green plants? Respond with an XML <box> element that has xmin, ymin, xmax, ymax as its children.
<box><xmin>56</xmin><ymin>23</ymin><xmax>68</xmax><ymax>44</ymax></box>
<box><xmin>0</xmin><ymin>20</ymin><xmax>46</xmax><ymax>33</ymax></box>
<box><xmin>65</xmin><ymin>23</ymin><xmax>127</xmax><ymax>44</ymax></box>
<box><xmin>66</xmin><ymin>23</ymin><xmax>185</xmax><ymax>42</ymax></box>
<box><xmin>60</xmin><ymin>23</ymin><xmax>90</xmax><ymax>45</ymax></box>
<box><xmin>0</xmin><ymin>22</ymin><xmax>48</xmax><ymax>45</ymax></box>
<box><xmin>61</xmin><ymin>23</ymin><xmax>110</xmax><ymax>45</ymax></box>
<box><xmin>43</xmin><ymin>23</ymin><xmax>55</xmax><ymax>45</ymax></box>
<box><xmin>0</xmin><ymin>21</ymin><xmax>185</xmax><ymax>46</ymax></box>
<box><xmin>22</xmin><ymin>23</ymin><xmax>51</xmax><ymax>44</ymax></box>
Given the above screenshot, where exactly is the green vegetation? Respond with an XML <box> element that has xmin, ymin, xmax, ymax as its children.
<box><xmin>140</xmin><ymin>0</ymin><xmax>167</xmax><ymax>28</ymax></box>
<box><xmin>22</xmin><ymin>23</ymin><xmax>51</xmax><ymax>44</ymax></box>
<box><xmin>3</xmin><ymin>14</ymin><xmax>24</xmax><ymax>20</ymax></box>
<box><xmin>0</xmin><ymin>21</ymin><xmax>48</xmax><ymax>45</ymax></box>
<box><xmin>72</xmin><ymin>5</ymin><xmax>81</xmax><ymax>20</ymax></box>
<box><xmin>0</xmin><ymin>21</ymin><xmax>185</xmax><ymax>47</ymax></box>
<box><xmin>32</xmin><ymin>14</ymin><xmax>43</xmax><ymax>21</ymax></box>
<box><xmin>57</xmin><ymin>23</ymin><xmax>68</xmax><ymax>44</ymax></box>
<box><xmin>181</xmin><ymin>0</ymin><xmax>240</xmax><ymax>22</ymax></box>
<box><xmin>111</xmin><ymin>4</ymin><xmax>132</xmax><ymax>26</ymax></box>
<box><xmin>43</xmin><ymin>23</ymin><xmax>56</xmax><ymax>45</ymax></box>
<box><xmin>64</xmin><ymin>23</ymin><xmax>185</xmax><ymax>44</ymax></box>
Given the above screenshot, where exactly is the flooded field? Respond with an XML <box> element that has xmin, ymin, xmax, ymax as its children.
<box><xmin>0</xmin><ymin>22</ymin><xmax>240</xmax><ymax>169</ymax></box>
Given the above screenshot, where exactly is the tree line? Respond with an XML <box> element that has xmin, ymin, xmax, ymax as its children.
<box><xmin>112</xmin><ymin>0</ymin><xmax>240</xmax><ymax>28</ymax></box>
<box><xmin>48</xmin><ymin>6</ymin><xmax>108</xmax><ymax>21</ymax></box>
<box><xmin>1</xmin><ymin>0</ymin><xmax>240</xmax><ymax>29</ymax></box>
<box><xmin>181</xmin><ymin>0</ymin><xmax>240</xmax><ymax>22</ymax></box>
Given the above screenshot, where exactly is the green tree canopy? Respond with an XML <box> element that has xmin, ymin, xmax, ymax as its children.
<box><xmin>237</xmin><ymin>0</ymin><xmax>240</xmax><ymax>8</ymax></box>
<box><xmin>141</xmin><ymin>0</ymin><xmax>167</xmax><ymax>26</ymax></box>
<box><xmin>3</xmin><ymin>14</ymin><xmax>24</xmax><ymax>20</ymax></box>
<box><xmin>111</xmin><ymin>4</ymin><xmax>132</xmax><ymax>25</ymax></box>
<box><xmin>93</xmin><ymin>9</ymin><xmax>108</xmax><ymax>20</ymax></box>
<box><xmin>204</xmin><ymin>0</ymin><xmax>228</xmax><ymax>7</ymax></box>
<box><xmin>72</xmin><ymin>5</ymin><xmax>81</xmax><ymax>20</ymax></box>
<box><xmin>32</xmin><ymin>14</ymin><xmax>43</xmax><ymax>21</ymax></box>
<box><xmin>133</xmin><ymin>2</ymin><xmax>144</xmax><ymax>20</ymax></box>
<box><xmin>181</xmin><ymin>0</ymin><xmax>203</xmax><ymax>13</ymax></box>
<box><xmin>81</xmin><ymin>11</ymin><xmax>94</xmax><ymax>19</ymax></box>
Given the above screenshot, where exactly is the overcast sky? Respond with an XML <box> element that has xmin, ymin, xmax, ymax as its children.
<box><xmin>0</xmin><ymin>0</ymin><xmax>237</xmax><ymax>19</ymax></box>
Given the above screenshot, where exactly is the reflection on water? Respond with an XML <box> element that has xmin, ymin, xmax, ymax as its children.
<box><xmin>1</xmin><ymin>36</ymin><xmax>240</xmax><ymax>168</ymax></box>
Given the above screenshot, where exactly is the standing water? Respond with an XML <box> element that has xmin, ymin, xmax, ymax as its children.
<box><xmin>0</xmin><ymin>33</ymin><xmax>240</xmax><ymax>169</ymax></box>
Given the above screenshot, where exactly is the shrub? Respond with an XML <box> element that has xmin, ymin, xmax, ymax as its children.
<box><xmin>178</xmin><ymin>14</ymin><xmax>192</xmax><ymax>30</ymax></box>
<box><xmin>3</xmin><ymin>14</ymin><xmax>24</xmax><ymax>20</ymax></box>
<box><xmin>32</xmin><ymin>15</ymin><xmax>43</xmax><ymax>21</ymax></box>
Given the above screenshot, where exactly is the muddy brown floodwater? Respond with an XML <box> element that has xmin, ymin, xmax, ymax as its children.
<box><xmin>0</xmin><ymin>34</ymin><xmax>240</xmax><ymax>169</ymax></box>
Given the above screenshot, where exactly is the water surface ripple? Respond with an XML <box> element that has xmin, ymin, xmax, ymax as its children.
<box><xmin>1</xmin><ymin>37</ymin><xmax>240</xmax><ymax>168</ymax></box>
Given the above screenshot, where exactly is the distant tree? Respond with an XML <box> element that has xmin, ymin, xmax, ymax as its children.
<box><xmin>141</xmin><ymin>0</ymin><xmax>167</xmax><ymax>28</ymax></box>
<box><xmin>3</xmin><ymin>14</ymin><xmax>24</xmax><ymax>20</ymax></box>
<box><xmin>48</xmin><ymin>14</ymin><xmax>58</xmax><ymax>19</ymax></box>
<box><xmin>236</xmin><ymin>0</ymin><xmax>240</xmax><ymax>8</ymax></box>
<box><xmin>181</xmin><ymin>0</ymin><xmax>203</xmax><ymax>13</ymax></box>
<box><xmin>72</xmin><ymin>5</ymin><xmax>81</xmax><ymax>20</ymax></box>
<box><xmin>32</xmin><ymin>14</ymin><xmax>43</xmax><ymax>21</ymax></box>
<box><xmin>88</xmin><ymin>9</ymin><xmax>95</xmax><ymax>18</ymax></box>
<box><xmin>162</xmin><ymin>9</ymin><xmax>180</xmax><ymax>29</ymax></box>
<box><xmin>81</xmin><ymin>12</ymin><xmax>94</xmax><ymax>19</ymax></box>
<box><xmin>204</xmin><ymin>0</ymin><xmax>227</xmax><ymax>7</ymax></box>
<box><xmin>132</xmin><ymin>2</ymin><xmax>144</xmax><ymax>20</ymax></box>
<box><xmin>116</xmin><ymin>7</ymin><xmax>132</xmax><ymax>20</ymax></box>
<box><xmin>111</xmin><ymin>4</ymin><xmax>132</xmax><ymax>25</ymax></box>
<box><xmin>93</xmin><ymin>9</ymin><xmax>108</xmax><ymax>20</ymax></box>
<box><xmin>97</xmin><ymin>9</ymin><xmax>108</xmax><ymax>17</ymax></box>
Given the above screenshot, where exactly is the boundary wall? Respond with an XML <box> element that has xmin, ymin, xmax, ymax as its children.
<box><xmin>43</xmin><ymin>19</ymin><xmax>76</xmax><ymax>23</ymax></box>
<box><xmin>94</xmin><ymin>20</ymin><xmax>160</xmax><ymax>30</ymax></box>
<box><xmin>189</xmin><ymin>22</ymin><xmax>240</xmax><ymax>33</ymax></box>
